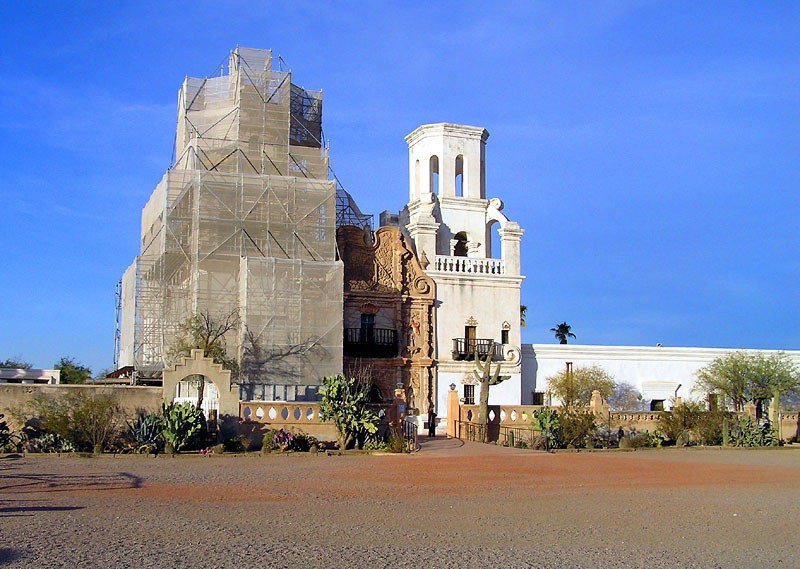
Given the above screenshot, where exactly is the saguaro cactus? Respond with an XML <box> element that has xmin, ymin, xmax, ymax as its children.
<box><xmin>474</xmin><ymin>352</ymin><xmax>510</xmax><ymax>443</ymax></box>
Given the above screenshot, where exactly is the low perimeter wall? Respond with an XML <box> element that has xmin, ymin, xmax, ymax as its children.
<box><xmin>0</xmin><ymin>383</ymin><xmax>162</xmax><ymax>429</ymax></box>
<box><xmin>238</xmin><ymin>401</ymin><xmax>401</xmax><ymax>445</ymax></box>
<box><xmin>451</xmin><ymin>402</ymin><xmax>800</xmax><ymax>442</ymax></box>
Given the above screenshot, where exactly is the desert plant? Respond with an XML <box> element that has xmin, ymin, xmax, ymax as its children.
<box><xmin>292</xmin><ymin>433</ymin><xmax>323</xmax><ymax>452</ymax></box>
<box><xmin>557</xmin><ymin>407</ymin><xmax>596</xmax><ymax>449</ymax></box>
<box><xmin>527</xmin><ymin>407</ymin><xmax>559</xmax><ymax>451</ymax></box>
<box><xmin>21</xmin><ymin>392</ymin><xmax>121</xmax><ymax>452</ymax></box>
<box><xmin>127</xmin><ymin>411</ymin><xmax>163</xmax><ymax>452</ymax></box>
<box><xmin>694</xmin><ymin>408</ymin><xmax>733</xmax><ymax>446</ymax></box>
<box><xmin>21</xmin><ymin>432</ymin><xmax>76</xmax><ymax>453</ymax></box>
<box><xmin>25</xmin><ymin>392</ymin><xmax>73</xmax><ymax>442</ymax></box>
<box><xmin>318</xmin><ymin>373</ymin><xmax>379</xmax><ymax>450</ymax></box>
<box><xmin>625</xmin><ymin>429</ymin><xmax>664</xmax><ymax>448</ymax></box>
<box><xmin>71</xmin><ymin>393</ymin><xmax>121</xmax><ymax>451</ymax></box>
<box><xmin>729</xmin><ymin>416</ymin><xmax>778</xmax><ymax>447</ymax></box>
<box><xmin>657</xmin><ymin>400</ymin><xmax>704</xmax><ymax>443</ymax></box>
<box><xmin>161</xmin><ymin>401</ymin><xmax>203</xmax><ymax>452</ymax></box>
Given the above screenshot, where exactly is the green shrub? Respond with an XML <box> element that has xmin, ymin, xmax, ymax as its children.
<box><xmin>262</xmin><ymin>429</ymin><xmax>280</xmax><ymax>451</ymax></box>
<box><xmin>71</xmin><ymin>393</ymin><xmax>121</xmax><ymax>451</ymax></box>
<box><xmin>557</xmin><ymin>408</ymin><xmax>596</xmax><ymax>449</ymax></box>
<box><xmin>386</xmin><ymin>433</ymin><xmax>407</xmax><ymax>453</ymax></box>
<box><xmin>21</xmin><ymin>392</ymin><xmax>121</xmax><ymax>452</ymax></box>
<box><xmin>362</xmin><ymin>440</ymin><xmax>387</xmax><ymax>451</ymax></box>
<box><xmin>292</xmin><ymin>433</ymin><xmax>324</xmax><ymax>452</ymax></box>
<box><xmin>657</xmin><ymin>400</ymin><xmax>703</xmax><ymax>443</ymax></box>
<box><xmin>624</xmin><ymin>429</ymin><xmax>664</xmax><ymax>448</ymax></box>
<box><xmin>694</xmin><ymin>409</ymin><xmax>733</xmax><ymax>445</ymax></box>
<box><xmin>223</xmin><ymin>436</ymin><xmax>244</xmax><ymax>452</ymax></box>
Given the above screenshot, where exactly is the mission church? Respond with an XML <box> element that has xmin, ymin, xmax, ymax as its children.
<box><xmin>117</xmin><ymin>48</ymin><xmax>799</xmax><ymax>432</ymax></box>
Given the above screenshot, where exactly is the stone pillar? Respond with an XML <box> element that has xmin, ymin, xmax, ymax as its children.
<box><xmin>589</xmin><ymin>390</ymin><xmax>609</xmax><ymax>424</ymax></box>
<box><xmin>498</xmin><ymin>223</ymin><xmax>524</xmax><ymax>276</ymax></box>
<box><xmin>744</xmin><ymin>401</ymin><xmax>757</xmax><ymax>419</ymax></box>
<box><xmin>769</xmin><ymin>392</ymin><xmax>781</xmax><ymax>440</ymax></box>
<box><xmin>446</xmin><ymin>386</ymin><xmax>459</xmax><ymax>438</ymax></box>
<box><xmin>466</xmin><ymin>240</ymin><xmax>483</xmax><ymax>258</ymax></box>
<box><xmin>406</xmin><ymin>212</ymin><xmax>439</xmax><ymax>262</ymax></box>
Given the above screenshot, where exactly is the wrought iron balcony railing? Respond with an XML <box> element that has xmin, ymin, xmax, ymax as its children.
<box><xmin>451</xmin><ymin>338</ymin><xmax>501</xmax><ymax>361</ymax></box>
<box><xmin>344</xmin><ymin>328</ymin><xmax>398</xmax><ymax>358</ymax></box>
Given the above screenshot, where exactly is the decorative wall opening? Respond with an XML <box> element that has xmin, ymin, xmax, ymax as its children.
<box><xmin>429</xmin><ymin>155</ymin><xmax>439</xmax><ymax>195</ymax></box>
<box><xmin>455</xmin><ymin>154</ymin><xmax>464</xmax><ymax>197</ymax></box>
<box><xmin>453</xmin><ymin>232</ymin><xmax>468</xmax><ymax>257</ymax></box>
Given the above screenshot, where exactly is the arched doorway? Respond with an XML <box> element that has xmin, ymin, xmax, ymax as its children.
<box><xmin>173</xmin><ymin>375</ymin><xmax>220</xmax><ymax>419</ymax></box>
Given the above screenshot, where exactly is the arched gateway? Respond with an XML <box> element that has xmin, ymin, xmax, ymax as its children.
<box><xmin>162</xmin><ymin>349</ymin><xmax>239</xmax><ymax>418</ymax></box>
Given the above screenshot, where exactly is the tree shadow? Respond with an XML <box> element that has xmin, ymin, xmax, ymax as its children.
<box><xmin>0</xmin><ymin>456</ymin><xmax>142</xmax><ymax>494</ymax></box>
<box><xmin>0</xmin><ymin>504</ymin><xmax>84</xmax><ymax>517</ymax></box>
<box><xmin>0</xmin><ymin>548</ymin><xmax>22</xmax><ymax>566</ymax></box>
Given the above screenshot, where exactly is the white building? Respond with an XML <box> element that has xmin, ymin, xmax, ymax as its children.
<box><xmin>522</xmin><ymin>344</ymin><xmax>800</xmax><ymax>410</ymax></box>
<box><xmin>392</xmin><ymin>123</ymin><xmax>525</xmax><ymax>428</ymax></box>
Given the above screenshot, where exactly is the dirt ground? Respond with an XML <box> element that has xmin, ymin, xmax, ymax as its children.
<box><xmin>1</xmin><ymin>438</ymin><xmax>799</xmax><ymax>568</ymax></box>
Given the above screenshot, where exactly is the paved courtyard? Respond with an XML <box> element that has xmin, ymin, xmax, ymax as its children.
<box><xmin>1</xmin><ymin>440</ymin><xmax>799</xmax><ymax>568</ymax></box>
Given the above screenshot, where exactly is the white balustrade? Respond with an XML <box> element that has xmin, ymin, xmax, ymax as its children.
<box><xmin>432</xmin><ymin>255</ymin><xmax>505</xmax><ymax>275</ymax></box>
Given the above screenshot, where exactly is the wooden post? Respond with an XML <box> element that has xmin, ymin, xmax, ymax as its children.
<box><xmin>447</xmin><ymin>387</ymin><xmax>459</xmax><ymax>438</ymax></box>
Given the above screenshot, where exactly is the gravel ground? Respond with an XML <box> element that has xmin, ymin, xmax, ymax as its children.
<box><xmin>1</xmin><ymin>440</ymin><xmax>799</xmax><ymax>568</ymax></box>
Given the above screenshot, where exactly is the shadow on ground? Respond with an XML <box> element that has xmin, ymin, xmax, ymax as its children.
<box><xmin>0</xmin><ymin>548</ymin><xmax>22</xmax><ymax>566</ymax></box>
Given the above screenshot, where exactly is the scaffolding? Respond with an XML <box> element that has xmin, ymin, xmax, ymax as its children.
<box><xmin>120</xmin><ymin>48</ymin><xmax>344</xmax><ymax>397</ymax></box>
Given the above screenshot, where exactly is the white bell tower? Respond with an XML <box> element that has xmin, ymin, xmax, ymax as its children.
<box><xmin>399</xmin><ymin>123</ymin><xmax>526</xmax><ymax>428</ymax></box>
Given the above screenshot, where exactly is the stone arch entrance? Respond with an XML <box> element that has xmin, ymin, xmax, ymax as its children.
<box><xmin>162</xmin><ymin>349</ymin><xmax>238</xmax><ymax>418</ymax></box>
<box><xmin>173</xmin><ymin>375</ymin><xmax>220</xmax><ymax>418</ymax></box>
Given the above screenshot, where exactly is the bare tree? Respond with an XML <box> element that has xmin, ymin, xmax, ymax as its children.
<box><xmin>168</xmin><ymin>310</ymin><xmax>240</xmax><ymax>410</ymax></box>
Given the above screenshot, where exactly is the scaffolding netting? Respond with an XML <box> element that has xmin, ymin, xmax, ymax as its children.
<box><xmin>120</xmin><ymin>48</ymin><xmax>344</xmax><ymax>397</ymax></box>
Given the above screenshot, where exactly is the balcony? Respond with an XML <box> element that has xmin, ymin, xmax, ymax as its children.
<box><xmin>344</xmin><ymin>328</ymin><xmax>398</xmax><ymax>358</ymax></box>
<box><xmin>432</xmin><ymin>255</ymin><xmax>505</xmax><ymax>275</ymax></box>
<box><xmin>451</xmin><ymin>338</ymin><xmax>501</xmax><ymax>361</ymax></box>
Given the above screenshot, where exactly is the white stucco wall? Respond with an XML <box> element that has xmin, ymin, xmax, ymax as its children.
<box><xmin>521</xmin><ymin>344</ymin><xmax>800</xmax><ymax>409</ymax></box>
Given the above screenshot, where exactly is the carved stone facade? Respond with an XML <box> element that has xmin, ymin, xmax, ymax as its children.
<box><xmin>337</xmin><ymin>225</ymin><xmax>435</xmax><ymax>414</ymax></box>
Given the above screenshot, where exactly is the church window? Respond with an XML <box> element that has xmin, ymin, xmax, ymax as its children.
<box><xmin>464</xmin><ymin>384</ymin><xmax>475</xmax><ymax>405</ymax></box>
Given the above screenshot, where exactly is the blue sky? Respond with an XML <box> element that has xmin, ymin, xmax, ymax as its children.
<box><xmin>1</xmin><ymin>1</ymin><xmax>798</xmax><ymax>373</ymax></box>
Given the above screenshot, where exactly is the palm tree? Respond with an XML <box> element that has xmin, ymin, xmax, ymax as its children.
<box><xmin>550</xmin><ymin>322</ymin><xmax>576</xmax><ymax>344</ymax></box>
<box><xmin>520</xmin><ymin>305</ymin><xmax>527</xmax><ymax>328</ymax></box>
